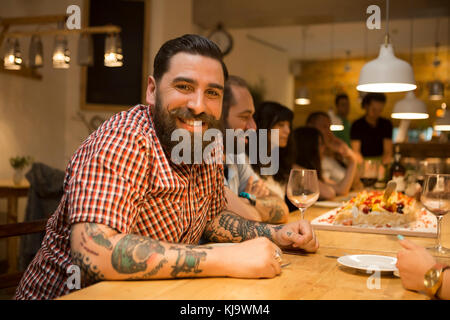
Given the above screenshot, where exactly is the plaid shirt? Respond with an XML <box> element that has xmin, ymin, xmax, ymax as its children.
<box><xmin>15</xmin><ymin>105</ymin><xmax>225</xmax><ymax>300</ymax></box>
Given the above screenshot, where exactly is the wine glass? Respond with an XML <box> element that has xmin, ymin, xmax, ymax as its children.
<box><xmin>421</xmin><ymin>174</ymin><xmax>450</xmax><ymax>256</ymax></box>
<box><xmin>360</xmin><ymin>159</ymin><xmax>379</xmax><ymax>188</ymax></box>
<box><xmin>287</xmin><ymin>169</ymin><xmax>320</xmax><ymax>220</ymax></box>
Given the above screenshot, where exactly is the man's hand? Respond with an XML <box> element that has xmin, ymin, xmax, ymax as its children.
<box><xmin>396</xmin><ymin>239</ymin><xmax>436</xmax><ymax>292</ymax></box>
<box><xmin>222</xmin><ymin>237</ymin><xmax>282</xmax><ymax>278</ymax></box>
<box><xmin>245</xmin><ymin>176</ymin><xmax>270</xmax><ymax>198</ymax></box>
<box><xmin>272</xmin><ymin>220</ymin><xmax>319</xmax><ymax>253</ymax></box>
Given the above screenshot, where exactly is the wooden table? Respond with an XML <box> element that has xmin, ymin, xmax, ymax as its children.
<box><xmin>0</xmin><ymin>179</ymin><xmax>30</xmax><ymax>272</ymax></box>
<box><xmin>60</xmin><ymin>205</ymin><xmax>450</xmax><ymax>300</ymax></box>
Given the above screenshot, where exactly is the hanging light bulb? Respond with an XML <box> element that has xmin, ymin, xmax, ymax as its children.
<box><xmin>29</xmin><ymin>35</ymin><xmax>44</xmax><ymax>68</ymax></box>
<box><xmin>357</xmin><ymin>0</ymin><xmax>416</xmax><ymax>93</ymax></box>
<box><xmin>3</xmin><ymin>38</ymin><xmax>22</xmax><ymax>70</ymax></box>
<box><xmin>428</xmin><ymin>80</ymin><xmax>444</xmax><ymax>101</ymax></box>
<box><xmin>295</xmin><ymin>87</ymin><xmax>310</xmax><ymax>105</ymax></box>
<box><xmin>53</xmin><ymin>35</ymin><xmax>70</xmax><ymax>69</ymax></box>
<box><xmin>104</xmin><ymin>33</ymin><xmax>123</xmax><ymax>67</ymax></box>
<box><xmin>391</xmin><ymin>91</ymin><xmax>429</xmax><ymax>119</ymax></box>
<box><xmin>328</xmin><ymin>109</ymin><xmax>344</xmax><ymax>131</ymax></box>
<box><xmin>77</xmin><ymin>33</ymin><xmax>94</xmax><ymax>66</ymax></box>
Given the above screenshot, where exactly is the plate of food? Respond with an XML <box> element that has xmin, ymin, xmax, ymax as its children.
<box><xmin>311</xmin><ymin>190</ymin><xmax>437</xmax><ymax>237</ymax></box>
<box><xmin>337</xmin><ymin>254</ymin><xmax>398</xmax><ymax>272</ymax></box>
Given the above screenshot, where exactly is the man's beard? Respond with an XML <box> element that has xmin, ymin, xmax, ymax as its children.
<box><xmin>152</xmin><ymin>92</ymin><xmax>223</xmax><ymax>164</ymax></box>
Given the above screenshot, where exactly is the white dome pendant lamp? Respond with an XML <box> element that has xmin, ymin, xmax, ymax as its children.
<box><xmin>391</xmin><ymin>91</ymin><xmax>429</xmax><ymax>119</ymax></box>
<box><xmin>357</xmin><ymin>0</ymin><xmax>416</xmax><ymax>93</ymax></box>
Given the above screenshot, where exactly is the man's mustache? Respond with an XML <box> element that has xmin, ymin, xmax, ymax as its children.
<box><xmin>169</xmin><ymin>107</ymin><xmax>221</xmax><ymax>129</ymax></box>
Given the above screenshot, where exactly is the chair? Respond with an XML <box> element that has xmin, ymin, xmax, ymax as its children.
<box><xmin>0</xmin><ymin>219</ymin><xmax>47</xmax><ymax>290</ymax></box>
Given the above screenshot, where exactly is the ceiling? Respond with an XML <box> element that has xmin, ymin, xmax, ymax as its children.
<box><xmin>193</xmin><ymin>0</ymin><xmax>449</xmax><ymax>29</ymax></box>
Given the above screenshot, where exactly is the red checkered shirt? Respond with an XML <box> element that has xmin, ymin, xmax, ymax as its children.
<box><xmin>15</xmin><ymin>105</ymin><xmax>226</xmax><ymax>300</ymax></box>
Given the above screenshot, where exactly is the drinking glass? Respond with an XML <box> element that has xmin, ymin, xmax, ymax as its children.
<box><xmin>287</xmin><ymin>169</ymin><xmax>320</xmax><ymax>220</ymax></box>
<box><xmin>360</xmin><ymin>159</ymin><xmax>379</xmax><ymax>188</ymax></box>
<box><xmin>421</xmin><ymin>174</ymin><xmax>450</xmax><ymax>256</ymax></box>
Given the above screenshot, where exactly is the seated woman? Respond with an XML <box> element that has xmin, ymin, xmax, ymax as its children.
<box><xmin>292</xmin><ymin>126</ymin><xmax>357</xmax><ymax>200</ymax></box>
<box><xmin>251</xmin><ymin>101</ymin><xmax>295</xmax><ymax>200</ymax></box>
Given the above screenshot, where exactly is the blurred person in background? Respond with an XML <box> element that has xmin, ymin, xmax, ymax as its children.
<box><xmin>333</xmin><ymin>93</ymin><xmax>351</xmax><ymax>147</ymax></box>
<box><xmin>293</xmin><ymin>126</ymin><xmax>357</xmax><ymax>200</ymax></box>
<box><xmin>350</xmin><ymin>92</ymin><xmax>393</xmax><ymax>165</ymax></box>
<box><xmin>221</xmin><ymin>76</ymin><xmax>289</xmax><ymax>224</ymax></box>
<box><xmin>306</xmin><ymin>112</ymin><xmax>363</xmax><ymax>191</ymax></box>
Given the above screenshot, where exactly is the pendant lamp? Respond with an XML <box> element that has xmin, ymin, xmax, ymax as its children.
<box><xmin>391</xmin><ymin>91</ymin><xmax>429</xmax><ymax>119</ymax></box>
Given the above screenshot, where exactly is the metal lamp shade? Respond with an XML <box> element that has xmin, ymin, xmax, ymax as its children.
<box><xmin>29</xmin><ymin>35</ymin><xmax>44</xmax><ymax>68</ymax></box>
<box><xmin>77</xmin><ymin>33</ymin><xmax>94</xmax><ymax>66</ymax></box>
<box><xmin>3</xmin><ymin>38</ymin><xmax>22</xmax><ymax>70</ymax></box>
<box><xmin>357</xmin><ymin>44</ymin><xmax>416</xmax><ymax>93</ymax></box>
<box><xmin>391</xmin><ymin>91</ymin><xmax>429</xmax><ymax>119</ymax></box>
<box><xmin>434</xmin><ymin>110</ymin><xmax>450</xmax><ymax>131</ymax></box>
<box><xmin>295</xmin><ymin>87</ymin><xmax>310</xmax><ymax>105</ymax></box>
<box><xmin>428</xmin><ymin>80</ymin><xmax>444</xmax><ymax>101</ymax></box>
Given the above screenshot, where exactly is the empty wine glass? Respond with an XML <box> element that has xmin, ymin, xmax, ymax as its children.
<box><xmin>287</xmin><ymin>169</ymin><xmax>320</xmax><ymax>220</ymax></box>
<box><xmin>360</xmin><ymin>159</ymin><xmax>379</xmax><ymax>188</ymax></box>
<box><xmin>421</xmin><ymin>174</ymin><xmax>450</xmax><ymax>256</ymax></box>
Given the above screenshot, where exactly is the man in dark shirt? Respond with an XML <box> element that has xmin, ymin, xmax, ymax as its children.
<box><xmin>350</xmin><ymin>93</ymin><xmax>393</xmax><ymax>165</ymax></box>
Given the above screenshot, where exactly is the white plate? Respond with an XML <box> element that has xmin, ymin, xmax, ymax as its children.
<box><xmin>315</xmin><ymin>201</ymin><xmax>343</xmax><ymax>208</ymax></box>
<box><xmin>337</xmin><ymin>254</ymin><xmax>398</xmax><ymax>272</ymax></box>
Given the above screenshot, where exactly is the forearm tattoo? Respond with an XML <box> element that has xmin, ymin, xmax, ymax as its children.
<box><xmin>71</xmin><ymin>251</ymin><xmax>105</xmax><ymax>286</ymax></box>
<box><xmin>169</xmin><ymin>246</ymin><xmax>208</xmax><ymax>278</ymax></box>
<box><xmin>84</xmin><ymin>223</ymin><xmax>113</xmax><ymax>250</ymax></box>
<box><xmin>203</xmin><ymin>211</ymin><xmax>282</xmax><ymax>243</ymax></box>
<box><xmin>111</xmin><ymin>234</ymin><xmax>165</xmax><ymax>274</ymax></box>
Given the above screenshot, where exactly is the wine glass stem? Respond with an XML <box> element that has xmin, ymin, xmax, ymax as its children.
<box><xmin>299</xmin><ymin>208</ymin><xmax>306</xmax><ymax>220</ymax></box>
<box><xmin>436</xmin><ymin>215</ymin><xmax>443</xmax><ymax>251</ymax></box>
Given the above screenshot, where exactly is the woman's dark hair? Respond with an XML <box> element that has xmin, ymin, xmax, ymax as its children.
<box><xmin>292</xmin><ymin>126</ymin><xmax>323</xmax><ymax>180</ymax></box>
<box><xmin>153</xmin><ymin>34</ymin><xmax>228</xmax><ymax>83</ymax></box>
<box><xmin>252</xmin><ymin>101</ymin><xmax>295</xmax><ymax>184</ymax></box>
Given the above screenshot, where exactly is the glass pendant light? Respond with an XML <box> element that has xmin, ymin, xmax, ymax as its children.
<box><xmin>29</xmin><ymin>35</ymin><xmax>44</xmax><ymax>68</ymax></box>
<box><xmin>53</xmin><ymin>35</ymin><xmax>70</xmax><ymax>69</ymax></box>
<box><xmin>357</xmin><ymin>0</ymin><xmax>416</xmax><ymax>93</ymax></box>
<box><xmin>104</xmin><ymin>33</ymin><xmax>123</xmax><ymax>67</ymax></box>
<box><xmin>77</xmin><ymin>33</ymin><xmax>94</xmax><ymax>66</ymax></box>
<box><xmin>3</xmin><ymin>38</ymin><xmax>22</xmax><ymax>70</ymax></box>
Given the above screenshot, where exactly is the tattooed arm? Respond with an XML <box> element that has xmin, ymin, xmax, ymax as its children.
<box><xmin>225</xmin><ymin>187</ymin><xmax>289</xmax><ymax>224</ymax></box>
<box><xmin>70</xmin><ymin>222</ymin><xmax>283</xmax><ymax>285</ymax></box>
<box><xmin>203</xmin><ymin>211</ymin><xmax>319</xmax><ymax>252</ymax></box>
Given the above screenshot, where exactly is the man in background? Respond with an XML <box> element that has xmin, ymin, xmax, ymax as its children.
<box><xmin>350</xmin><ymin>93</ymin><xmax>393</xmax><ymax>165</ymax></box>
<box><xmin>333</xmin><ymin>93</ymin><xmax>351</xmax><ymax>147</ymax></box>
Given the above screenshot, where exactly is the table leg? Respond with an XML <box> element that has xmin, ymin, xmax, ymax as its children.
<box><xmin>6</xmin><ymin>196</ymin><xmax>18</xmax><ymax>273</ymax></box>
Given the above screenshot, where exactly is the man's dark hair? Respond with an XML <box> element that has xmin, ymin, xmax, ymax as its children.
<box><xmin>305</xmin><ymin>111</ymin><xmax>330</xmax><ymax>126</ymax></box>
<box><xmin>335</xmin><ymin>93</ymin><xmax>349</xmax><ymax>106</ymax></box>
<box><xmin>153</xmin><ymin>34</ymin><xmax>228</xmax><ymax>83</ymax></box>
<box><xmin>221</xmin><ymin>75</ymin><xmax>250</xmax><ymax>124</ymax></box>
<box><xmin>361</xmin><ymin>92</ymin><xmax>386</xmax><ymax>109</ymax></box>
